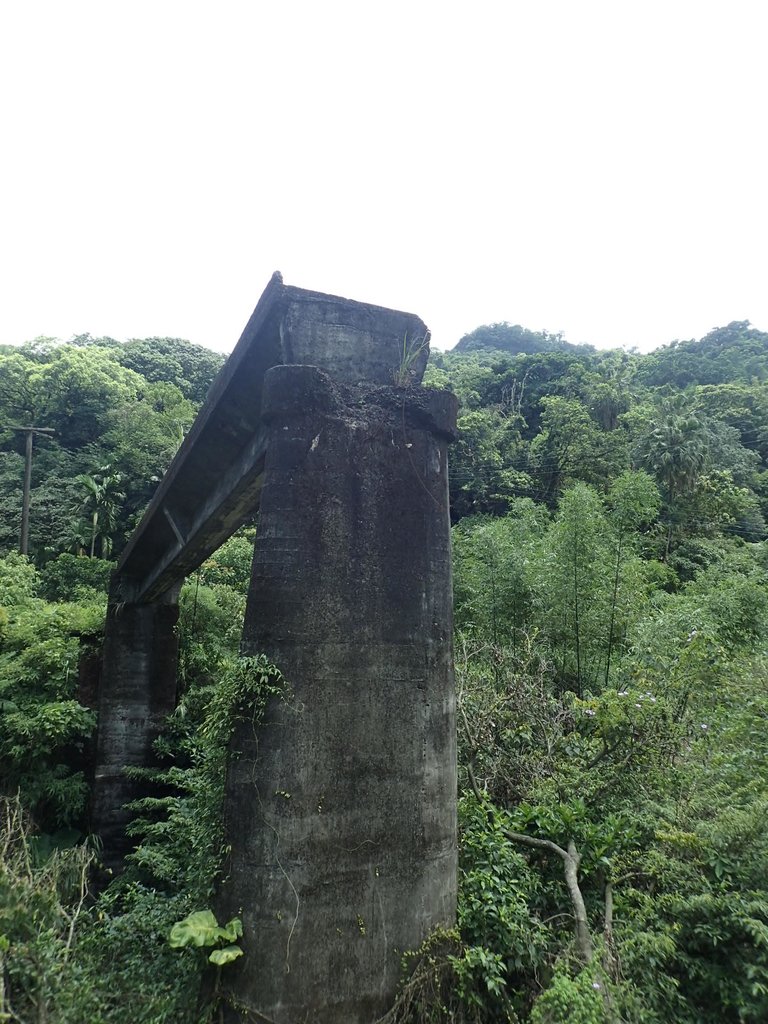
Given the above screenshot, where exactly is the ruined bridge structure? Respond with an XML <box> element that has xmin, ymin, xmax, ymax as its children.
<box><xmin>91</xmin><ymin>273</ymin><xmax>458</xmax><ymax>1023</ymax></box>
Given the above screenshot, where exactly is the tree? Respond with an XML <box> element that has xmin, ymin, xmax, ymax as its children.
<box><xmin>0</xmin><ymin>553</ymin><xmax>101</xmax><ymax>830</ymax></box>
<box><xmin>117</xmin><ymin>337</ymin><xmax>225</xmax><ymax>404</ymax></box>
<box><xmin>453</xmin><ymin>500</ymin><xmax>548</xmax><ymax>654</ymax></box>
<box><xmin>637</xmin><ymin>403</ymin><xmax>709</xmax><ymax>503</ymax></box>
<box><xmin>603</xmin><ymin>471</ymin><xmax>660</xmax><ymax>685</ymax></box>
<box><xmin>454</xmin><ymin>322</ymin><xmax>585</xmax><ymax>358</ymax></box>
<box><xmin>21</xmin><ymin>348</ymin><xmax>144</xmax><ymax>449</ymax></box>
<box><xmin>450</xmin><ymin>408</ymin><xmax>531</xmax><ymax>519</ymax></box>
<box><xmin>539</xmin><ymin>484</ymin><xmax>617</xmax><ymax>694</ymax></box>
<box><xmin>636</xmin><ymin>320</ymin><xmax>768</xmax><ymax>389</ymax></box>
<box><xmin>694</xmin><ymin>382</ymin><xmax>768</xmax><ymax>466</ymax></box>
<box><xmin>635</xmin><ymin>401</ymin><xmax>710</xmax><ymax>557</ymax></box>
<box><xmin>73</xmin><ymin>466</ymin><xmax>125</xmax><ymax>558</ymax></box>
<box><xmin>529</xmin><ymin>397</ymin><xmax>627</xmax><ymax>504</ymax></box>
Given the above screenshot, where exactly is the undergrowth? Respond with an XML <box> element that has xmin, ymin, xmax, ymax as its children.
<box><xmin>0</xmin><ymin>655</ymin><xmax>285</xmax><ymax>1024</ymax></box>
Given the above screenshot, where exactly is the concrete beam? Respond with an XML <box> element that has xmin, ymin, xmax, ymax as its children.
<box><xmin>115</xmin><ymin>273</ymin><xmax>429</xmax><ymax>604</ymax></box>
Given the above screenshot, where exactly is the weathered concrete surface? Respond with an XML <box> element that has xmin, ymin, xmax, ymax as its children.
<box><xmin>218</xmin><ymin>366</ymin><xmax>458</xmax><ymax>1023</ymax></box>
<box><xmin>114</xmin><ymin>274</ymin><xmax>429</xmax><ymax>605</ymax></box>
<box><xmin>280</xmin><ymin>290</ymin><xmax>429</xmax><ymax>386</ymax></box>
<box><xmin>90</xmin><ymin>582</ymin><xmax>180</xmax><ymax>870</ymax></box>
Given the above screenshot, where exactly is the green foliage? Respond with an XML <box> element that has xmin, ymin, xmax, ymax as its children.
<box><xmin>115</xmin><ymin>336</ymin><xmax>224</xmax><ymax>404</ymax></box>
<box><xmin>199</xmin><ymin>653</ymin><xmax>285</xmax><ymax>749</ymax></box>
<box><xmin>168</xmin><ymin>909</ymin><xmax>243</xmax><ymax>964</ymax></box>
<box><xmin>454</xmin><ymin>322</ymin><xmax>588</xmax><ymax>358</ymax></box>
<box><xmin>177</xmin><ymin>577</ymin><xmax>246</xmax><ymax>687</ymax></box>
<box><xmin>529</xmin><ymin>961</ymin><xmax>607</xmax><ymax>1024</ymax></box>
<box><xmin>636</xmin><ymin>320</ymin><xmax>768</xmax><ymax>389</ymax></box>
<box><xmin>538</xmin><ymin>483</ymin><xmax>615</xmax><ymax>693</ymax></box>
<box><xmin>0</xmin><ymin>796</ymin><xmax>95</xmax><ymax>1024</ymax></box>
<box><xmin>452</xmin><ymin>500</ymin><xmax>547</xmax><ymax>648</ymax></box>
<box><xmin>71</xmin><ymin>465</ymin><xmax>126</xmax><ymax>558</ymax></box>
<box><xmin>195</xmin><ymin>529</ymin><xmax>255</xmax><ymax>593</ymax></box>
<box><xmin>0</xmin><ymin>562</ymin><xmax>103</xmax><ymax>829</ymax></box>
<box><xmin>450</xmin><ymin>425</ymin><xmax>768</xmax><ymax>1022</ymax></box>
<box><xmin>392</xmin><ymin>331</ymin><xmax>430</xmax><ymax>386</ymax></box>
<box><xmin>458</xmin><ymin>799</ymin><xmax>547</xmax><ymax>1013</ymax></box>
<box><xmin>0</xmin><ymin>536</ymin><xmax>273</xmax><ymax>1022</ymax></box>
<box><xmin>101</xmin><ymin>379</ymin><xmax>196</xmax><ymax>520</ymax></box>
<box><xmin>39</xmin><ymin>552</ymin><xmax>112</xmax><ymax>602</ymax></box>
<box><xmin>49</xmin><ymin>883</ymin><xmax>203</xmax><ymax>1024</ymax></box>
<box><xmin>606</xmin><ymin>469</ymin><xmax>660</xmax><ymax>530</ymax></box>
<box><xmin>448</xmin><ymin>944</ymin><xmax>514</xmax><ymax>1020</ymax></box>
<box><xmin>529</xmin><ymin>396</ymin><xmax>627</xmax><ymax>502</ymax></box>
<box><xmin>126</xmin><ymin>655</ymin><xmax>285</xmax><ymax>897</ymax></box>
<box><xmin>635</xmin><ymin>399</ymin><xmax>710</xmax><ymax>503</ymax></box>
<box><xmin>0</xmin><ymin>551</ymin><xmax>40</xmax><ymax>606</ymax></box>
<box><xmin>0</xmin><ymin>336</ymin><xmax>212</xmax><ymax>562</ymax></box>
<box><xmin>664</xmin><ymin>889</ymin><xmax>768</xmax><ymax>1021</ymax></box>
<box><xmin>0</xmin><ymin>445</ymin><xmax>92</xmax><ymax>561</ymax></box>
<box><xmin>451</xmin><ymin>408</ymin><xmax>531</xmax><ymax>518</ymax></box>
<box><xmin>380</xmin><ymin>927</ymin><xmax>513</xmax><ymax>1024</ymax></box>
<box><xmin>114</xmin><ymin>654</ymin><xmax>284</xmax><ymax>1019</ymax></box>
<box><xmin>11</xmin><ymin>345</ymin><xmax>146</xmax><ymax>448</ymax></box>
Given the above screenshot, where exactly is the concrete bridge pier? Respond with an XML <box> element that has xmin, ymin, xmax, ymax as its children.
<box><xmin>90</xmin><ymin>581</ymin><xmax>181</xmax><ymax>870</ymax></box>
<box><xmin>88</xmin><ymin>275</ymin><xmax>459</xmax><ymax>1021</ymax></box>
<box><xmin>218</xmin><ymin>365</ymin><xmax>458</xmax><ymax>1023</ymax></box>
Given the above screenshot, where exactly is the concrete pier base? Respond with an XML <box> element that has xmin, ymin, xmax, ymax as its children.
<box><xmin>218</xmin><ymin>366</ymin><xmax>458</xmax><ymax>1023</ymax></box>
<box><xmin>90</xmin><ymin>584</ymin><xmax>181</xmax><ymax>870</ymax></box>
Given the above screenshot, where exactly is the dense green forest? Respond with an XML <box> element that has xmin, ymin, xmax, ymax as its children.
<box><xmin>1</xmin><ymin>319</ymin><xmax>768</xmax><ymax>1022</ymax></box>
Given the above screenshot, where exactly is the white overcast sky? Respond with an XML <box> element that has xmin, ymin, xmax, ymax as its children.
<box><xmin>1</xmin><ymin>1</ymin><xmax>766</xmax><ymax>354</ymax></box>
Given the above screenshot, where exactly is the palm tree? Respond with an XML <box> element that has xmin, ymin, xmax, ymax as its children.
<box><xmin>642</xmin><ymin>417</ymin><xmax>707</xmax><ymax>501</ymax></box>
<box><xmin>74</xmin><ymin>465</ymin><xmax>125</xmax><ymax>558</ymax></box>
<box><xmin>636</xmin><ymin>401</ymin><xmax>709</xmax><ymax>556</ymax></box>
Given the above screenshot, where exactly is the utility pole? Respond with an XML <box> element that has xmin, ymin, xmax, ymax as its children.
<box><xmin>6</xmin><ymin>425</ymin><xmax>55</xmax><ymax>555</ymax></box>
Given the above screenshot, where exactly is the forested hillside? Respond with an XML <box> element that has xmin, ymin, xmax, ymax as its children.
<box><xmin>0</xmin><ymin>335</ymin><xmax>224</xmax><ymax>558</ymax></box>
<box><xmin>1</xmin><ymin>320</ymin><xmax>767</xmax><ymax>1022</ymax></box>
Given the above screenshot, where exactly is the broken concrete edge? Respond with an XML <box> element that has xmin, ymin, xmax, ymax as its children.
<box><xmin>261</xmin><ymin>364</ymin><xmax>458</xmax><ymax>441</ymax></box>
